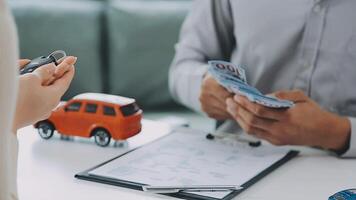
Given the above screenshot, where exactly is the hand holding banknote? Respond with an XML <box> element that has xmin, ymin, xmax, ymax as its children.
<box><xmin>207</xmin><ymin>60</ymin><xmax>351</xmax><ymax>151</ymax></box>
<box><xmin>226</xmin><ymin>90</ymin><xmax>351</xmax><ymax>151</ymax></box>
<box><xmin>200</xmin><ymin>74</ymin><xmax>233</xmax><ymax>120</ymax></box>
<box><xmin>208</xmin><ymin>60</ymin><xmax>294</xmax><ymax>108</ymax></box>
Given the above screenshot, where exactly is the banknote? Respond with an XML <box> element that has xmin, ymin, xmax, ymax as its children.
<box><xmin>208</xmin><ymin>60</ymin><xmax>294</xmax><ymax>108</ymax></box>
<box><xmin>208</xmin><ymin>60</ymin><xmax>247</xmax><ymax>84</ymax></box>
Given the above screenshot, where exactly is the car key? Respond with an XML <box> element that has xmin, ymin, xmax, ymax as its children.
<box><xmin>20</xmin><ymin>50</ymin><xmax>67</xmax><ymax>75</ymax></box>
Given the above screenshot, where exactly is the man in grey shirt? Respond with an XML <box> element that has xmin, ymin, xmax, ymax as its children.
<box><xmin>169</xmin><ymin>0</ymin><xmax>356</xmax><ymax>157</ymax></box>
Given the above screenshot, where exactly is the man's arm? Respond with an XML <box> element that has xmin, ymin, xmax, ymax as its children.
<box><xmin>169</xmin><ymin>0</ymin><xmax>233</xmax><ymax>113</ymax></box>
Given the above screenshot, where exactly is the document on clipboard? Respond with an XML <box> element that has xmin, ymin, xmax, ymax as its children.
<box><xmin>75</xmin><ymin>127</ymin><xmax>298</xmax><ymax>200</ymax></box>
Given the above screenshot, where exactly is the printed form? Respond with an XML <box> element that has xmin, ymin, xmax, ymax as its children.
<box><xmin>89</xmin><ymin>128</ymin><xmax>292</xmax><ymax>199</ymax></box>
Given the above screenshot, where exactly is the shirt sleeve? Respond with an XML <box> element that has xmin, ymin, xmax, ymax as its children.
<box><xmin>339</xmin><ymin>117</ymin><xmax>356</xmax><ymax>158</ymax></box>
<box><xmin>168</xmin><ymin>0</ymin><xmax>233</xmax><ymax>113</ymax></box>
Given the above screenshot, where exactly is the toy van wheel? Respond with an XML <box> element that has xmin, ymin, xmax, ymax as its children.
<box><xmin>37</xmin><ymin>121</ymin><xmax>55</xmax><ymax>140</ymax></box>
<box><xmin>93</xmin><ymin>129</ymin><xmax>111</xmax><ymax>147</ymax></box>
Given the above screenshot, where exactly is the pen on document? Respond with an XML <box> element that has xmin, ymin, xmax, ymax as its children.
<box><xmin>206</xmin><ymin>132</ymin><xmax>261</xmax><ymax>147</ymax></box>
<box><xmin>142</xmin><ymin>185</ymin><xmax>243</xmax><ymax>194</ymax></box>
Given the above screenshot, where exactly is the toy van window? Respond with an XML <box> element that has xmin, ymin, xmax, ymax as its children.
<box><xmin>66</xmin><ymin>102</ymin><xmax>82</xmax><ymax>112</ymax></box>
<box><xmin>120</xmin><ymin>103</ymin><xmax>140</xmax><ymax>116</ymax></box>
<box><xmin>103</xmin><ymin>106</ymin><xmax>116</xmax><ymax>116</ymax></box>
<box><xmin>85</xmin><ymin>103</ymin><xmax>97</xmax><ymax>113</ymax></box>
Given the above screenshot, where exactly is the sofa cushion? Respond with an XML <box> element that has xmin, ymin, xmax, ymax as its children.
<box><xmin>107</xmin><ymin>0</ymin><xmax>191</xmax><ymax>109</ymax></box>
<box><xmin>10</xmin><ymin>0</ymin><xmax>105</xmax><ymax>99</ymax></box>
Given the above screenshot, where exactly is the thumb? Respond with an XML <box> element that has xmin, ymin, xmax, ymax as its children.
<box><xmin>273</xmin><ymin>90</ymin><xmax>309</xmax><ymax>102</ymax></box>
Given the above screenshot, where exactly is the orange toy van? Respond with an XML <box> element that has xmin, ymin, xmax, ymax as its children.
<box><xmin>34</xmin><ymin>93</ymin><xmax>142</xmax><ymax>147</ymax></box>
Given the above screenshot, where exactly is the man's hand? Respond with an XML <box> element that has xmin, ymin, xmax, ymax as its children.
<box><xmin>13</xmin><ymin>57</ymin><xmax>77</xmax><ymax>131</ymax></box>
<box><xmin>199</xmin><ymin>74</ymin><xmax>233</xmax><ymax>120</ymax></box>
<box><xmin>226</xmin><ymin>90</ymin><xmax>351</xmax><ymax>151</ymax></box>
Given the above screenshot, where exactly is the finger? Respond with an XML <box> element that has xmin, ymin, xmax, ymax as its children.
<box><xmin>215</xmin><ymin>85</ymin><xmax>233</xmax><ymax>100</ymax></box>
<box><xmin>202</xmin><ymin>98</ymin><xmax>231</xmax><ymax>120</ymax></box>
<box><xmin>32</xmin><ymin>63</ymin><xmax>56</xmax><ymax>85</ymax></box>
<box><xmin>46</xmin><ymin>56</ymin><xmax>77</xmax><ymax>85</ymax></box>
<box><xmin>234</xmin><ymin>95</ymin><xmax>286</xmax><ymax>120</ymax></box>
<box><xmin>201</xmin><ymin>93</ymin><xmax>228</xmax><ymax>113</ymax></box>
<box><xmin>61</xmin><ymin>56</ymin><xmax>78</xmax><ymax>66</ymax></box>
<box><xmin>226</xmin><ymin>98</ymin><xmax>275</xmax><ymax>131</ymax></box>
<box><xmin>251</xmin><ymin>128</ymin><xmax>280</xmax><ymax>145</ymax></box>
<box><xmin>18</xmin><ymin>59</ymin><xmax>31</xmax><ymax>69</ymax></box>
<box><xmin>232</xmin><ymin>108</ymin><xmax>269</xmax><ymax>136</ymax></box>
<box><xmin>207</xmin><ymin>109</ymin><xmax>232</xmax><ymax>120</ymax></box>
<box><xmin>54</xmin><ymin>63</ymin><xmax>71</xmax><ymax>79</ymax></box>
<box><xmin>231</xmin><ymin>108</ymin><xmax>282</xmax><ymax>145</ymax></box>
<box><xmin>273</xmin><ymin>90</ymin><xmax>308</xmax><ymax>102</ymax></box>
<box><xmin>54</xmin><ymin>56</ymin><xmax>77</xmax><ymax>78</ymax></box>
<box><xmin>254</xmin><ymin>132</ymin><xmax>283</xmax><ymax>146</ymax></box>
<box><xmin>203</xmin><ymin>89</ymin><xmax>232</xmax><ymax>114</ymax></box>
<box><xmin>49</xmin><ymin>65</ymin><xmax>75</xmax><ymax>97</ymax></box>
<box><xmin>204</xmin><ymin>74</ymin><xmax>232</xmax><ymax>100</ymax></box>
<box><xmin>208</xmin><ymin>106</ymin><xmax>232</xmax><ymax>120</ymax></box>
<box><xmin>211</xmin><ymin>94</ymin><xmax>230</xmax><ymax>110</ymax></box>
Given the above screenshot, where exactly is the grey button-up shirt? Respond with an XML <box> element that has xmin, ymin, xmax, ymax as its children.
<box><xmin>169</xmin><ymin>0</ymin><xmax>356</xmax><ymax>157</ymax></box>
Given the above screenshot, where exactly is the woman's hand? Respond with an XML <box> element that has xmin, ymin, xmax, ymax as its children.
<box><xmin>226</xmin><ymin>90</ymin><xmax>351</xmax><ymax>151</ymax></box>
<box><xmin>13</xmin><ymin>56</ymin><xmax>77</xmax><ymax>132</ymax></box>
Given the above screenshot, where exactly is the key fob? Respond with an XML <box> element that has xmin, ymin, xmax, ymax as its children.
<box><xmin>20</xmin><ymin>50</ymin><xmax>66</xmax><ymax>75</ymax></box>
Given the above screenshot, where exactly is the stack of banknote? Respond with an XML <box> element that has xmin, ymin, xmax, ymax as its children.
<box><xmin>208</xmin><ymin>60</ymin><xmax>294</xmax><ymax>108</ymax></box>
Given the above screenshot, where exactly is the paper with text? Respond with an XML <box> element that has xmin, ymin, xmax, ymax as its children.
<box><xmin>89</xmin><ymin>129</ymin><xmax>291</xmax><ymax>199</ymax></box>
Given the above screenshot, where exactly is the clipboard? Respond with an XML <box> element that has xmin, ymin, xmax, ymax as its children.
<box><xmin>75</xmin><ymin>128</ymin><xmax>299</xmax><ymax>200</ymax></box>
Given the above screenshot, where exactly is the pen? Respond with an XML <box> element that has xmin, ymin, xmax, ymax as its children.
<box><xmin>142</xmin><ymin>185</ymin><xmax>243</xmax><ymax>194</ymax></box>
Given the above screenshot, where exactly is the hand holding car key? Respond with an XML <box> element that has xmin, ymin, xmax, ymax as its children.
<box><xmin>20</xmin><ymin>50</ymin><xmax>67</xmax><ymax>75</ymax></box>
<box><xmin>15</xmin><ymin>51</ymin><xmax>77</xmax><ymax>130</ymax></box>
<box><xmin>19</xmin><ymin>50</ymin><xmax>77</xmax><ymax>86</ymax></box>
<box><xmin>208</xmin><ymin>60</ymin><xmax>294</xmax><ymax>108</ymax></box>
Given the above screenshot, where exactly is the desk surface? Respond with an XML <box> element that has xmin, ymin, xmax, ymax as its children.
<box><xmin>17</xmin><ymin>120</ymin><xmax>356</xmax><ymax>200</ymax></box>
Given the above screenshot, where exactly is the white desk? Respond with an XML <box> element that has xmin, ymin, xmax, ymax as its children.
<box><xmin>17</xmin><ymin>120</ymin><xmax>356</xmax><ymax>200</ymax></box>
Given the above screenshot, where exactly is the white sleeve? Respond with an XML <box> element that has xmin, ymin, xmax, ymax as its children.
<box><xmin>340</xmin><ymin>117</ymin><xmax>356</xmax><ymax>158</ymax></box>
<box><xmin>0</xmin><ymin>1</ymin><xmax>20</xmax><ymax>199</ymax></box>
<box><xmin>169</xmin><ymin>0</ymin><xmax>231</xmax><ymax>113</ymax></box>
